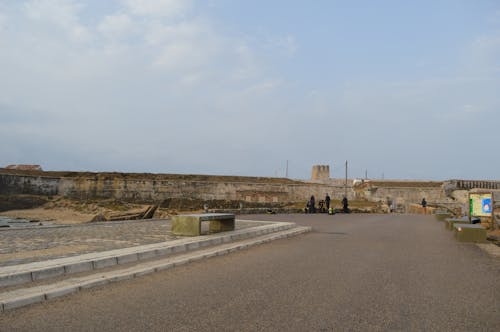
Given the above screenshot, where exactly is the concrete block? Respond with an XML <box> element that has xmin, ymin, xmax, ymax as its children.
<box><xmin>93</xmin><ymin>257</ymin><xmax>117</xmax><ymax>269</ymax></box>
<box><xmin>172</xmin><ymin>259</ymin><xmax>189</xmax><ymax>267</ymax></box>
<box><xmin>217</xmin><ymin>249</ymin><xmax>229</xmax><ymax>256</ymax></box>
<box><xmin>134</xmin><ymin>268</ymin><xmax>155</xmax><ymax>277</ymax></box>
<box><xmin>79</xmin><ymin>277</ymin><xmax>109</xmax><ymax>289</ymax></box>
<box><xmin>172</xmin><ymin>214</ymin><xmax>235</xmax><ymax>236</ymax></box>
<box><xmin>209</xmin><ymin>218</ymin><xmax>235</xmax><ymax>233</ymax></box>
<box><xmin>0</xmin><ymin>272</ymin><xmax>32</xmax><ymax>287</ymax></box>
<box><xmin>204</xmin><ymin>251</ymin><xmax>218</xmax><ymax>258</ymax></box>
<box><xmin>453</xmin><ymin>224</ymin><xmax>487</xmax><ymax>243</ymax></box>
<box><xmin>108</xmin><ymin>273</ymin><xmax>134</xmax><ymax>282</ymax></box>
<box><xmin>197</xmin><ymin>239</ymin><xmax>213</xmax><ymax>247</ymax></box>
<box><xmin>435</xmin><ymin>212</ymin><xmax>451</xmax><ymax>221</ymax></box>
<box><xmin>210</xmin><ymin>238</ymin><xmax>222</xmax><ymax>245</ymax></box>
<box><xmin>2</xmin><ymin>293</ymin><xmax>45</xmax><ymax>311</ymax></box>
<box><xmin>171</xmin><ymin>216</ymin><xmax>201</xmax><ymax>236</ymax></box>
<box><xmin>32</xmin><ymin>266</ymin><xmax>65</xmax><ymax>281</ymax></box>
<box><xmin>155</xmin><ymin>247</ymin><xmax>172</xmax><ymax>256</ymax></box>
<box><xmin>155</xmin><ymin>262</ymin><xmax>175</xmax><ymax>272</ymax></box>
<box><xmin>186</xmin><ymin>242</ymin><xmax>200</xmax><ymax>250</ymax></box>
<box><xmin>189</xmin><ymin>255</ymin><xmax>205</xmax><ymax>263</ymax></box>
<box><xmin>45</xmin><ymin>285</ymin><xmax>79</xmax><ymax>300</ymax></box>
<box><xmin>64</xmin><ymin>261</ymin><xmax>93</xmax><ymax>274</ymax></box>
<box><xmin>117</xmin><ymin>253</ymin><xmax>138</xmax><ymax>265</ymax></box>
<box><xmin>137</xmin><ymin>250</ymin><xmax>157</xmax><ymax>260</ymax></box>
<box><xmin>171</xmin><ymin>244</ymin><xmax>186</xmax><ymax>253</ymax></box>
<box><xmin>446</xmin><ymin>218</ymin><xmax>469</xmax><ymax>230</ymax></box>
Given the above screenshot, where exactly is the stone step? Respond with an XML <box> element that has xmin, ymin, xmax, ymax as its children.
<box><xmin>0</xmin><ymin>226</ymin><xmax>311</xmax><ymax>312</ymax></box>
<box><xmin>0</xmin><ymin>220</ymin><xmax>296</xmax><ymax>288</ymax></box>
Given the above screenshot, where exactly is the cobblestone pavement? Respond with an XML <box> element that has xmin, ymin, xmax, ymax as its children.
<box><xmin>0</xmin><ymin>219</ymin><xmax>261</xmax><ymax>267</ymax></box>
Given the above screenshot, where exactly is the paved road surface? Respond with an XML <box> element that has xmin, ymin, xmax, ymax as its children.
<box><xmin>1</xmin><ymin>214</ymin><xmax>499</xmax><ymax>331</ymax></box>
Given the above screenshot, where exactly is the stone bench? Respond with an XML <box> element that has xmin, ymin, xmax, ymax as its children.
<box><xmin>434</xmin><ymin>212</ymin><xmax>452</xmax><ymax>221</ymax></box>
<box><xmin>171</xmin><ymin>213</ymin><xmax>235</xmax><ymax>236</ymax></box>
<box><xmin>453</xmin><ymin>224</ymin><xmax>487</xmax><ymax>243</ymax></box>
<box><xmin>445</xmin><ymin>218</ymin><xmax>469</xmax><ymax>230</ymax></box>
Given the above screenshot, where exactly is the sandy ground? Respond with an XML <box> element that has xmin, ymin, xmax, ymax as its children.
<box><xmin>0</xmin><ymin>208</ymin><xmax>95</xmax><ymax>224</ymax></box>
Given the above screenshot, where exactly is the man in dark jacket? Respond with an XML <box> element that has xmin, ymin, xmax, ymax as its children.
<box><xmin>309</xmin><ymin>195</ymin><xmax>316</xmax><ymax>213</ymax></box>
<box><xmin>325</xmin><ymin>194</ymin><xmax>331</xmax><ymax>211</ymax></box>
<box><xmin>342</xmin><ymin>196</ymin><xmax>349</xmax><ymax>213</ymax></box>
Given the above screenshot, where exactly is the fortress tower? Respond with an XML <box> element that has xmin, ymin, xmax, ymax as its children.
<box><xmin>311</xmin><ymin>165</ymin><xmax>330</xmax><ymax>181</ymax></box>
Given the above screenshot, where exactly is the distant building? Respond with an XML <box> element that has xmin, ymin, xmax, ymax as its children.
<box><xmin>311</xmin><ymin>165</ymin><xmax>330</xmax><ymax>181</ymax></box>
<box><xmin>4</xmin><ymin>164</ymin><xmax>43</xmax><ymax>171</ymax></box>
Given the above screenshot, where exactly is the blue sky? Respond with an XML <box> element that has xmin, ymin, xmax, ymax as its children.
<box><xmin>0</xmin><ymin>0</ymin><xmax>499</xmax><ymax>180</ymax></box>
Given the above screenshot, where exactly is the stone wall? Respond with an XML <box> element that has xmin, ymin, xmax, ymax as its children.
<box><xmin>353</xmin><ymin>180</ymin><xmax>451</xmax><ymax>209</ymax></box>
<box><xmin>0</xmin><ymin>170</ymin><xmax>345</xmax><ymax>206</ymax></box>
<box><xmin>1</xmin><ymin>169</ymin><xmax>494</xmax><ymax>212</ymax></box>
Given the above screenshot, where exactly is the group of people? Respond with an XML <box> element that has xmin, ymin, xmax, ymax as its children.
<box><xmin>305</xmin><ymin>194</ymin><xmax>350</xmax><ymax>214</ymax></box>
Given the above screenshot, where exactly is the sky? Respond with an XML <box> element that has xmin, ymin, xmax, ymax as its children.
<box><xmin>0</xmin><ymin>0</ymin><xmax>499</xmax><ymax>180</ymax></box>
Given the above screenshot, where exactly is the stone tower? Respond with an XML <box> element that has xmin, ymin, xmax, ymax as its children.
<box><xmin>311</xmin><ymin>165</ymin><xmax>330</xmax><ymax>181</ymax></box>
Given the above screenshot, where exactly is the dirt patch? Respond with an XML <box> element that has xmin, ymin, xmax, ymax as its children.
<box><xmin>0</xmin><ymin>207</ymin><xmax>96</xmax><ymax>224</ymax></box>
<box><xmin>0</xmin><ymin>195</ymin><xmax>49</xmax><ymax>212</ymax></box>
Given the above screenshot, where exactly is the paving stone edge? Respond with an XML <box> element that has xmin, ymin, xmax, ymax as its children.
<box><xmin>0</xmin><ymin>226</ymin><xmax>311</xmax><ymax>313</ymax></box>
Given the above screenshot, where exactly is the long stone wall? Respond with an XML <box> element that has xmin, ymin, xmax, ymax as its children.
<box><xmin>353</xmin><ymin>180</ymin><xmax>451</xmax><ymax>208</ymax></box>
<box><xmin>0</xmin><ymin>170</ymin><xmax>344</xmax><ymax>206</ymax></box>
<box><xmin>1</xmin><ymin>169</ymin><xmax>495</xmax><ymax>212</ymax></box>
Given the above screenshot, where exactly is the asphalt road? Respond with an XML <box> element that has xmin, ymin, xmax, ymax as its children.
<box><xmin>1</xmin><ymin>214</ymin><xmax>499</xmax><ymax>331</ymax></box>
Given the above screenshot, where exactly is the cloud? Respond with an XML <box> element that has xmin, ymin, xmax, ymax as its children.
<box><xmin>463</xmin><ymin>104</ymin><xmax>480</xmax><ymax>113</ymax></box>
<box><xmin>121</xmin><ymin>0</ymin><xmax>192</xmax><ymax>18</ymax></box>
<box><xmin>462</xmin><ymin>33</ymin><xmax>500</xmax><ymax>76</ymax></box>
<box><xmin>97</xmin><ymin>13</ymin><xmax>133</xmax><ymax>39</ymax></box>
<box><xmin>270</xmin><ymin>34</ymin><xmax>298</xmax><ymax>56</ymax></box>
<box><xmin>23</xmin><ymin>0</ymin><xmax>91</xmax><ymax>42</ymax></box>
<box><xmin>0</xmin><ymin>10</ymin><xmax>5</xmax><ymax>32</ymax></box>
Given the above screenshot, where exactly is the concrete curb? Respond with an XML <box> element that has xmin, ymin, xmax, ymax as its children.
<box><xmin>0</xmin><ymin>220</ymin><xmax>294</xmax><ymax>288</ymax></box>
<box><xmin>0</xmin><ymin>226</ymin><xmax>311</xmax><ymax>312</ymax></box>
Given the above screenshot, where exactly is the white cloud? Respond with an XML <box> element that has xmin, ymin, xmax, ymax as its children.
<box><xmin>462</xmin><ymin>33</ymin><xmax>500</xmax><ymax>77</ymax></box>
<box><xmin>121</xmin><ymin>0</ymin><xmax>192</xmax><ymax>18</ymax></box>
<box><xmin>0</xmin><ymin>11</ymin><xmax>5</xmax><ymax>32</ymax></box>
<box><xmin>463</xmin><ymin>104</ymin><xmax>480</xmax><ymax>113</ymax></box>
<box><xmin>146</xmin><ymin>20</ymin><xmax>222</xmax><ymax>72</ymax></box>
<box><xmin>97</xmin><ymin>13</ymin><xmax>133</xmax><ymax>39</ymax></box>
<box><xmin>273</xmin><ymin>34</ymin><xmax>298</xmax><ymax>56</ymax></box>
<box><xmin>23</xmin><ymin>0</ymin><xmax>91</xmax><ymax>42</ymax></box>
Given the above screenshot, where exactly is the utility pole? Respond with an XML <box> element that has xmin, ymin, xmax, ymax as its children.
<box><xmin>365</xmin><ymin>169</ymin><xmax>368</xmax><ymax>180</ymax></box>
<box><xmin>285</xmin><ymin>160</ymin><xmax>289</xmax><ymax>178</ymax></box>
<box><xmin>345</xmin><ymin>160</ymin><xmax>348</xmax><ymax>198</ymax></box>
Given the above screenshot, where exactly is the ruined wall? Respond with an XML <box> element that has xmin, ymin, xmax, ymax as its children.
<box><xmin>2</xmin><ymin>170</ymin><xmax>493</xmax><ymax>211</ymax></box>
<box><xmin>0</xmin><ymin>170</ymin><xmax>343</xmax><ymax>205</ymax></box>
<box><xmin>354</xmin><ymin>180</ymin><xmax>449</xmax><ymax>207</ymax></box>
<box><xmin>311</xmin><ymin>165</ymin><xmax>330</xmax><ymax>181</ymax></box>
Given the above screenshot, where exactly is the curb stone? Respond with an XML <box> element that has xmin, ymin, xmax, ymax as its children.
<box><xmin>0</xmin><ymin>220</ymin><xmax>293</xmax><ymax>288</ymax></box>
<box><xmin>0</xmin><ymin>226</ymin><xmax>311</xmax><ymax>313</ymax></box>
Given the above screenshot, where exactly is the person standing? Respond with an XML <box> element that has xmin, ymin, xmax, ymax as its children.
<box><xmin>421</xmin><ymin>198</ymin><xmax>427</xmax><ymax>214</ymax></box>
<box><xmin>309</xmin><ymin>195</ymin><xmax>316</xmax><ymax>213</ymax></box>
<box><xmin>342</xmin><ymin>196</ymin><xmax>349</xmax><ymax>213</ymax></box>
<box><xmin>325</xmin><ymin>194</ymin><xmax>331</xmax><ymax>211</ymax></box>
